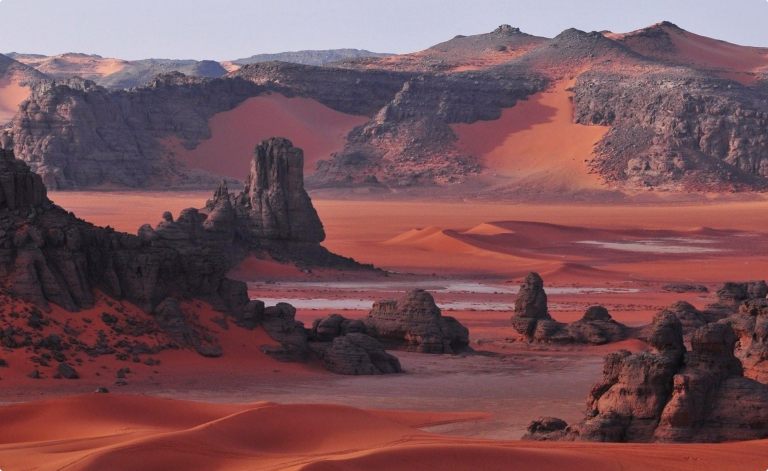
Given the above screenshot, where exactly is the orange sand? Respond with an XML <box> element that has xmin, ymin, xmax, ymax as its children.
<box><xmin>49</xmin><ymin>192</ymin><xmax>768</xmax><ymax>283</ymax></box>
<box><xmin>14</xmin><ymin>54</ymin><xmax>130</xmax><ymax>79</ymax></box>
<box><xmin>0</xmin><ymin>394</ymin><xmax>766</xmax><ymax>471</ymax></box>
<box><xmin>220</xmin><ymin>61</ymin><xmax>243</xmax><ymax>72</ymax></box>
<box><xmin>0</xmin><ymin>75</ymin><xmax>29</xmax><ymax>123</ymax></box>
<box><xmin>451</xmin><ymin>81</ymin><xmax>608</xmax><ymax>190</ymax></box>
<box><xmin>162</xmin><ymin>93</ymin><xmax>368</xmax><ymax>178</ymax></box>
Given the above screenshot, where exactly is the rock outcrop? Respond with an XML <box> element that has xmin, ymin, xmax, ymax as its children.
<box><xmin>307</xmin><ymin>291</ymin><xmax>470</xmax><ymax>355</ymax></box>
<box><xmin>361</xmin><ymin>290</ymin><xmax>470</xmax><ymax>354</ymax></box>
<box><xmin>228</xmin><ymin>137</ymin><xmax>325</xmax><ymax>243</ymax></box>
<box><xmin>0</xmin><ymin>138</ymin><xmax>363</xmax><ymax>367</ymax></box>
<box><xmin>0</xmin><ymin>144</ymin><xmax>237</xmax><ymax>357</ymax></box>
<box><xmin>309</xmin><ymin>313</ymin><xmax>365</xmax><ymax>342</ymax></box>
<box><xmin>0</xmin><ymin>145</ymin><xmax>221</xmax><ymax>314</ymax></box>
<box><xmin>4</xmin><ymin>75</ymin><xmax>263</xmax><ymax>189</ymax></box>
<box><xmin>258</xmin><ymin>303</ymin><xmax>310</xmax><ymax>363</ymax></box>
<box><xmin>722</xmin><ymin>298</ymin><xmax>768</xmax><ymax>383</ymax></box>
<box><xmin>525</xmin><ymin>315</ymin><xmax>768</xmax><ymax>443</ymax></box>
<box><xmin>510</xmin><ymin>272</ymin><xmax>551</xmax><ymax>337</ymax></box>
<box><xmin>321</xmin><ymin>333</ymin><xmax>402</xmax><ymax>375</ymax></box>
<box><xmin>201</xmin><ymin>138</ymin><xmax>367</xmax><ymax>270</ymax></box>
<box><xmin>306</xmin><ymin>314</ymin><xmax>401</xmax><ymax>375</ymax></box>
<box><xmin>511</xmin><ymin>273</ymin><xmax>627</xmax><ymax>345</ymax></box>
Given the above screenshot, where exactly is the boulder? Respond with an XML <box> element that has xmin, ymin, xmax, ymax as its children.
<box><xmin>565</xmin><ymin>306</ymin><xmax>628</xmax><ymax>345</ymax></box>
<box><xmin>309</xmin><ymin>314</ymin><xmax>365</xmax><ymax>342</ymax></box>
<box><xmin>322</xmin><ymin>333</ymin><xmax>402</xmax><ymax>375</ymax></box>
<box><xmin>57</xmin><ymin>363</ymin><xmax>79</xmax><ymax>380</ymax></box>
<box><xmin>361</xmin><ymin>290</ymin><xmax>470</xmax><ymax>354</ymax></box>
<box><xmin>259</xmin><ymin>303</ymin><xmax>310</xmax><ymax>362</ymax></box>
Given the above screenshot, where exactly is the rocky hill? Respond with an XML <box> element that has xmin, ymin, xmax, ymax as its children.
<box><xmin>5</xmin><ymin>23</ymin><xmax>768</xmax><ymax>193</ymax></box>
<box><xmin>96</xmin><ymin>59</ymin><xmax>228</xmax><ymax>89</ymax></box>
<box><xmin>232</xmin><ymin>49</ymin><xmax>392</xmax><ymax>67</ymax></box>
<box><xmin>0</xmin><ymin>53</ymin><xmax>47</xmax><ymax>123</ymax></box>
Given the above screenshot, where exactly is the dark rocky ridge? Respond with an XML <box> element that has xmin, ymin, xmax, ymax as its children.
<box><xmin>574</xmin><ymin>70</ymin><xmax>768</xmax><ymax>190</ymax></box>
<box><xmin>4</xmin><ymin>74</ymin><xmax>264</xmax><ymax>189</ymax></box>
<box><xmin>0</xmin><ymin>53</ymin><xmax>47</xmax><ymax>85</ymax></box>
<box><xmin>234</xmin><ymin>49</ymin><xmax>393</xmax><ymax>67</ymax></box>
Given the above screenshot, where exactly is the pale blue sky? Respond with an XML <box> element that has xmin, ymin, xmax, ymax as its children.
<box><xmin>2</xmin><ymin>0</ymin><xmax>767</xmax><ymax>61</ymax></box>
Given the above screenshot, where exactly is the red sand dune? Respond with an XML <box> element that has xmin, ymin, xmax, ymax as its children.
<box><xmin>0</xmin><ymin>75</ymin><xmax>29</xmax><ymax>123</ymax></box>
<box><xmin>452</xmin><ymin>81</ymin><xmax>608</xmax><ymax>190</ymax></box>
<box><xmin>49</xmin><ymin>193</ymin><xmax>768</xmax><ymax>284</ymax></box>
<box><xmin>13</xmin><ymin>53</ymin><xmax>130</xmax><ymax>79</ymax></box>
<box><xmin>162</xmin><ymin>93</ymin><xmax>368</xmax><ymax>178</ymax></box>
<box><xmin>1</xmin><ymin>394</ymin><xmax>766</xmax><ymax>471</ymax></box>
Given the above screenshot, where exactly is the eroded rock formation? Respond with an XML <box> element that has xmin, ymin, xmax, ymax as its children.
<box><xmin>525</xmin><ymin>315</ymin><xmax>768</xmax><ymax>443</ymax></box>
<box><xmin>201</xmin><ymin>138</ymin><xmax>366</xmax><ymax>270</ymax></box>
<box><xmin>307</xmin><ymin>290</ymin><xmax>470</xmax><ymax>356</ymax></box>
<box><xmin>361</xmin><ymin>290</ymin><xmax>470</xmax><ymax>354</ymax></box>
<box><xmin>510</xmin><ymin>273</ymin><xmax>627</xmax><ymax>345</ymax></box>
<box><xmin>0</xmin><ymin>139</ymin><xmax>365</xmax><ymax>368</ymax></box>
<box><xmin>321</xmin><ymin>333</ymin><xmax>402</xmax><ymax>375</ymax></box>
<box><xmin>0</xmin><ymin>144</ymin><xmax>235</xmax><ymax>356</ymax></box>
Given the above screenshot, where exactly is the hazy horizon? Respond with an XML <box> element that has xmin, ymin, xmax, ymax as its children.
<box><xmin>1</xmin><ymin>0</ymin><xmax>767</xmax><ymax>61</ymax></box>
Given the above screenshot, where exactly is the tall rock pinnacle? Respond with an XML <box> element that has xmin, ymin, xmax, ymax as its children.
<box><xmin>241</xmin><ymin>138</ymin><xmax>325</xmax><ymax>243</ymax></box>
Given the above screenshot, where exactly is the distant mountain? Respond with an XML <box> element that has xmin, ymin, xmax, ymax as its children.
<box><xmin>97</xmin><ymin>59</ymin><xmax>227</xmax><ymax>89</ymax></box>
<box><xmin>232</xmin><ymin>49</ymin><xmax>393</xmax><ymax>67</ymax></box>
<box><xmin>0</xmin><ymin>53</ymin><xmax>47</xmax><ymax>123</ymax></box>
<box><xmin>5</xmin><ymin>23</ymin><xmax>768</xmax><ymax>194</ymax></box>
<box><xmin>6</xmin><ymin>53</ymin><xmax>228</xmax><ymax>89</ymax></box>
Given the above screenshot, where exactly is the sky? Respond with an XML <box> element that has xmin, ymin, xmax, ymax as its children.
<box><xmin>1</xmin><ymin>0</ymin><xmax>767</xmax><ymax>61</ymax></box>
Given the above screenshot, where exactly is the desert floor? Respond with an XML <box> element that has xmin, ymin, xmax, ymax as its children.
<box><xmin>5</xmin><ymin>191</ymin><xmax>768</xmax><ymax>469</ymax></box>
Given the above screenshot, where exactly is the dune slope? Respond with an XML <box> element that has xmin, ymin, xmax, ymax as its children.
<box><xmin>452</xmin><ymin>81</ymin><xmax>608</xmax><ymax>191</ymax></box>
<box><xmin>0</xmin><ymin>394</ymin><xmax>766</xmax><ymax>471</ymax></box>
<box><xmin>162</xmin><ymin>93</ymin><xmax>368</xmax><ymax>178</ymax></box>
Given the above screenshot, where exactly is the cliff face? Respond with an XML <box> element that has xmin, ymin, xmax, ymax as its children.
<box><xmin>4</xmin><ymin>75</ymin><xmax>263</xmax><ymax>189</ymax></box>
<box><xmin>233</xmin><ymin>49</ymin><xmax>393</xmax><ymax>67</ymax></box>
<box><xmin>573</xmin><ymin>71</ymin><xmax>768</xmax><ymax>190</ymax></box>
<box><xmin>0</xmin><ymin>145</ymin><xmax>232</xmax><ymax>315</ymax></box>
